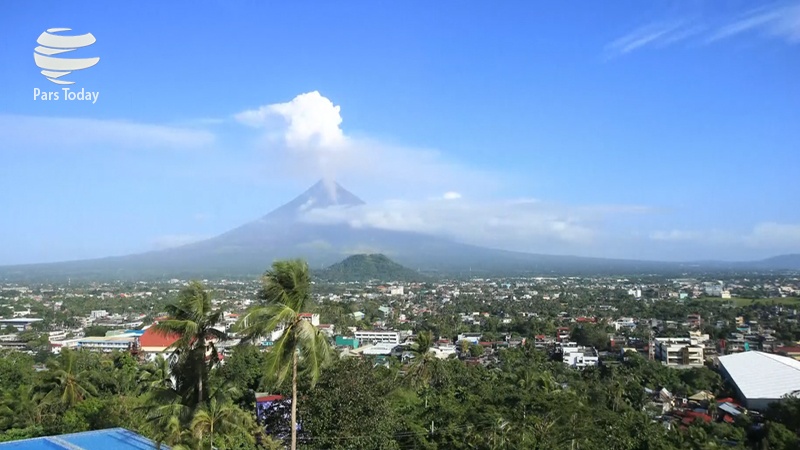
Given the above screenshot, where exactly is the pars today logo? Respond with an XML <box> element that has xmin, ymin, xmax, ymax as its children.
<box><xmin>33</xmin><ymin>28</ymin><xmax>101</xmax><ymax>104</ymax></box>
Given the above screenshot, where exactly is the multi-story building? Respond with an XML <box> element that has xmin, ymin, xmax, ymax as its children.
<box><xmin>299</xmin><ymin>313</ymin><xmax>320</xmax><ymax>326</ymax></box>
<box><xmin>653</xmin><ymin>337</ymin><xmax>704</xmax><ymax>367</ymax></box>
<box><xmin>354</xmin><ymin>330</ymin><xmax>400</xmax><ymax>345</ymax></box>
<box><xmin>559</xmin><ymin>342</ymin><xmax>599</xmax><ymax>369</ymax></box>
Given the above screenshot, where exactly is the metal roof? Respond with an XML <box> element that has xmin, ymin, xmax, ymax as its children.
<box><xmin>0</xmin><ymin>428</ymin><xmax>163</xmax><ymax>450</ymax></box>
<box><xmin>718</xmin><ymin>351</ymin><xmax>800</xmax><ymax>400</ymax></box>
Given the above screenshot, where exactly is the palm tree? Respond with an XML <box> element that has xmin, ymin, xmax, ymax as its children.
<box><xmin>138</xmin><ymin>354</ymin><xmax>174</xmax><ymax>394</ymax></box>
<box><xmin>191</xmin><ymin>396</ymin><xmax>252</xmax><ymax>450</ymax></box>
<box><xmin>37</xmin><ymin>348</ymin><xmax>98</xmax><ymax>408</ymax></box>
<box><xmin>0</xmin><ymin>384</ymin><xmax>42</xmax><ymax>429</ymax></box>
<box><xmin>237</xmin><ymin>259</ymin><xmax>332</xmax><ymax>450</ymax></box>
<box><xmin>152</xmin><ymin>281</ymin><xmax>227</xmax><ymax>409</ymax></box>
<box><xmin>402</xmin><ymin>330</ymin><xmax>440</xmax><ymax>412</ymax></box>
<box><xmin>404</xmin><ymin>330</ymin><xmax>436</xmax><ymax>389</ymax></box>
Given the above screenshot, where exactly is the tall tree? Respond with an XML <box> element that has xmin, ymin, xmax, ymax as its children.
<box><xmin>152</xmin><ymin>281</ymin><xmax>226</xmax><ymax>410</ymax></box>
<box><xmin>237</xmin><ymin>259</ymin><xmax>332</xmax><ymax>450</ymax></box>
<box><xmin>37</xmin><ymin>349</ymin><xmax>98</xmax><ymax>408</ymax></box>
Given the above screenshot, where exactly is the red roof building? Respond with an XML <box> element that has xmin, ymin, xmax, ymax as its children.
<box><xmin>138</xmin><ymin>326</ymin><xmax>180</xmax><ymax>353</ymax></box>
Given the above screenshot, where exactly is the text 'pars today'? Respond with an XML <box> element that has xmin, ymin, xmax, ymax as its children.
<box><xmin>33</xmin><ymin>88</ymin><xmax>100</xmax><ymax>104</ymax></box>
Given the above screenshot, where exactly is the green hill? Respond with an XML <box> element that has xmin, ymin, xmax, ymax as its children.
<box><xmin>317</xmin><ymin>254</ymin><xmax>426</xmax><ymax>282</ymax></box>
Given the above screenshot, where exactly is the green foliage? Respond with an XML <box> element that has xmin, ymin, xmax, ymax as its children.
<box><xmin>317</xmin><ymin>253</ymin><xmax>426</xmax><ymax>282</ymax></box>
<box><xmin>299</xmin><ymin>358</ymin><xmax>400</xmax><ymax>450</ymax></box>
<box><xmin>83</xmin><ymin>326</ymin><xmax>113</xmax><ymax>337</ymax></box>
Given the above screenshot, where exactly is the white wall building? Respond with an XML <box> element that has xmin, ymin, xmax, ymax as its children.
<box><xmin>718</xmin><ymin>351</ymin><xmax>800</xmax><ymax>410</ymax></box>
<box><xmin>389</xmin><ymin>287</ymin><xmax>404</xmax><ymax>296</ymax></box>
<box><xmin>559</xmin><ymin>342</ymin><xmax>599</xmax><ymax>369</ymax></box>
<box><xmin>354</xmin><ymin>330</ymin><xmax>400</xmax><ymax>345</ymax></box>
<box><xmin>653</xmin><ymin>337</ymin><xmax>704</xmax><ymax>367</ymax></box>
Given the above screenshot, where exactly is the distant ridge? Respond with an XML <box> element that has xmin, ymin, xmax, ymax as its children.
<box><xmin>0</xmin><ymin>179</ymin><xmax>799</xmax><ymax>281</ymax></box>
<box><xmin>317</xmin><ymin>254</ymin><xmax>426</xmax><ymax>282</ymax></box>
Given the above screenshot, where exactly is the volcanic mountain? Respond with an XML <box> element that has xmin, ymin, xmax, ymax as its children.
<box><xmin>1</xmin><ymin>180</ymin><xmax>799</xmax><ymax>280</ymax></box>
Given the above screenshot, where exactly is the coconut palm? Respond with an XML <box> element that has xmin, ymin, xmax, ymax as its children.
<box><xmin>37</xmin><ymin>348</ymin><xmax>98</xmax><ymax>408</ymax></box>
<box><xmin>152</xmin><ymin>281</ymin><xmax>227</xmax><ymax>409</ymax></box>
<box><xmin>237</xmin><ymin>259</ymin><xmax>332</xmax><ymax>450</ymax></box>
<box><xmin>0</xmin><ymin>384</ymin><xmax>42</xmax><ymax>429</ymax></box>
<box><xmin>404</xmin><ymin>330</ymin><xmax>436</xmax><ymax>389</ymax></box>
<box><xmin>138</xmin><ymin>354</ymin><xmax>174</xmax><ymax>393</ymax></box>
<box><xmin>191</xmin><ymin>396</ymin><xmax>253</xmax><ymax>450</ymax></box>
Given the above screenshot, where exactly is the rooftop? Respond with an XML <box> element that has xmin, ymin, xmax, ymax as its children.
<box><xmin>0</xmin><ymin>428</ymin><xmax>163</xmax><ymax>450</ymax></box>
<box><xmin>719</xmin><ymin>351</ymin><xmax>800</xmax><ymax>400</ymax></box>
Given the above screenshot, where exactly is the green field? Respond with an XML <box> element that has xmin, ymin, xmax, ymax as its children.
<box><xmin>696</xmin><ymin>296</ymin><xmax>800</xmax><ymax>307</ymax></box>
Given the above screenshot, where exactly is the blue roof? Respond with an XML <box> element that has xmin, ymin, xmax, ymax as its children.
<box><xmin>0</xmin><ymin>428</ymin><xmax>165</xmax><ymax>450</ymax></box>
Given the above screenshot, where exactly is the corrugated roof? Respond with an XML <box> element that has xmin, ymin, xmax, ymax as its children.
<box><xmin>138</xmin><ymin>325</ymin><xmax>180</xmax><ymax>349</ymax></box>
<box><xmin>0</xmin><ymin>428</ymin><xmax>163</xmax><ymax>449</ymax></box>
<box><xmin>718</xmin><ymin>351</ymin><xmax>800</xmax><ymax>400</ymax></box>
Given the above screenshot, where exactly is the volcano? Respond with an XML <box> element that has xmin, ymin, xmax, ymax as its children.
<box><xmin>2</xmin><ymin>180</ymin><xmax>799</xmax><ymax>280</ymax></box>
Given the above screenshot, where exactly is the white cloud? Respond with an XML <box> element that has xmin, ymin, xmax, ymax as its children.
<box><xmin>442</xmin><ymin>191</ymin><xmax>462</xmax><ymax>200</ymax></box>
<box><xmin>708</xmin><ymin>3</ymin><xmax>800</xmax><ymax>43</ymax></box>
<box><xmin>235</xmin><ymin>90</ymin><xmax>346</xmax><ymax>149</ymax></box>
<box><xmin>298</xmin><ymin>197</ymin><xmax>651</xmax><ymax>254</ymax></box>
<box><xmin>650</xmin><ymin>230</ymin><xmax>702</xmax><ymax>241</ymax></box>
<box><xmin>605</xmin><ymin>22</ymin><xmax>701</xmax><ymax>57</ymax></box>
<box><xmin>650</xmin><ymin>222</ymin><xmax>800</xmax><ymax>252</ymax></box>
<box><xmin>745</xmin><ymin>222</ymin><xmax>800</xmax><ymax>248</ymax></box>
<box><xmin>606</xmin><ymin>2</ymin><xmax>800</xmax><ymax>57</ymax></box>
<box><xmin>0</xmin><ymin>115</ymin><xmax>215</xmax><ymax>150</ymax></box>
<box><xmin>150</xmin><ymin>234</ymin><xmax>210</xmax><ymax>250</ymax></box>
<box><xmin>234</xmin><ymin>91</ymin><xmax>502</xmax><ymax>198</ymax></box>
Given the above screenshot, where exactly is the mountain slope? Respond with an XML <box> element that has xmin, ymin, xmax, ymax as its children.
<box><xmin>1</xmin><ymin>180</ymin><xmax>799</xmax><ymax>281</ymax></box>
<box><xmin>317</xmin><ymin>254</ymin><xmax>425</xmax><ymax>282</ymax></box>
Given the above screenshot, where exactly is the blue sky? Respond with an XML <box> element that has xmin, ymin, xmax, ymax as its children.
<box><xmin>1</xmin><ymin>0</ymin><xmax>799</xmax><ymax>264</ymax></box>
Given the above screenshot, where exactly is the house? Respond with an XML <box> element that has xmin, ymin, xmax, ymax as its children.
<box><xmin>559</xmin><ymin>342</ymin><xmax>599</xmax><ymax>369</ymax></box>
<box><xmin>299</xmin><ymin>313</ymin><xmax>320</xmax><ymax>326</ymax></box>
<box><xmin>352</xmin><ymin>311</ymin><xmax>365</xmax><ymax>321</ymax></box>
<box><xmin>775</xmin><ymin>346</ymin><xmax>800</xmax><ymax>360</ymax></box>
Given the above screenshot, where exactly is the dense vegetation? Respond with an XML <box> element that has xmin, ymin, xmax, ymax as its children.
<box><xmin>316</xmin><ymin>254</ymin><xmax>426</xmax><ymax>282</ymax></box>
<box><xmin>1</xmin><ymin>262</ymin><xmax>799</xmax><ymax>449</ymax></box>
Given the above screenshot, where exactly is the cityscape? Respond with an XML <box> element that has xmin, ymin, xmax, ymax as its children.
<box><xmin>2</xmin><ymin>1</ymin><xmax>800</xmax><ymax>450</ymax></box>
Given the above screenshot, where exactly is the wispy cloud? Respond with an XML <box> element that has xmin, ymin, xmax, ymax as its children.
<box><xmin>299</xmin><ymin>197</ymin><xmax>653</xmax><ymax>254</ymax></box>
<box><xmin>0</xmin><ymin>115</ymin><xmax>215</xmax><ymax>151</ymax></box>
<box><xmin>650</xmin><ymin>222</ymin><xmax>800</xmax><ymax>252</ymax></box>
<box><xmin>606</xmin><ymin>2</ymin><xmax>800</xmax><ymax>57</ymax></box>
<box><xmin>604</xmin><ymin>22</ymin><xmax>700</xmax><ymax>57</ymax></box>
<box><xmin>150</xmin><ymin>234</ymin><xmax>211</xmax><ymax>250</ymax></box>
<box><xmin>707</xmin><ymin>3</ymin><xmax>800</xmax><ymax>43</ymax></box>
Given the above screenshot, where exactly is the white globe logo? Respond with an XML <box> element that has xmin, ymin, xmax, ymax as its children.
<box><xmin>34</xmin><ymin>28</ymin><xmax>100</xmax><ymax>85</ymax></box>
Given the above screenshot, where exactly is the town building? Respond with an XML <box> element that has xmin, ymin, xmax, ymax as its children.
<box><xmin>718</xmin><ymin>351</ymin><xmax>800</xmax><ymax>410</ymax></box>
<box><xmin>354</xmin><ymin>330</ymin><xmax>400</xmax><ymax>345</ymax></box>
<box><xmin>653</xmin><ymin>337</ymin><xmax>704</xmax><ymax>367</ymax></box>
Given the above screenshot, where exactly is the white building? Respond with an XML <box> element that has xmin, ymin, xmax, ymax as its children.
<box><xmin>299</xmin><ymin>313</ymin><xmax>320</xmax><ymax>326</ymax></box>
<box><xmin>75</xmin><ymin>336</ymin><xmax>135</xmax><ymax>353</ymax></box>
<box><xmin>0</xmin><ymin>317</ymin><xmax>43</xmax><ymax>332</ymax></box>
<box><xmin>653</xmin><ymin>337</ymin><xmax>704</xmax><ymax>367</ymax></box>
<box><xmin>90</xmin><ymin>310</ymin><xmax>109</xmax><ymax>320</ymax></box>
<box><xmin>718</xmin><ymin>351</ymin><xmax>800</xmax><ymax>410</ymax></box>
<box><xmin>613</xmin><ymin>318</ymin><xmax>637</xmax><ymax>331</ymax></box>
<box><xmin>457</xmin><ymin>333</ymin><xmax>482</xmax><ymax>344</ymax></box>
<box><xmin>559</xmin><ymin>342</ymin><xmax>599</xmax><ymax>369</ymax></box>
<box><xmin>431</xmin><ymin>345</ymin><xmax>457</xmax><ymax>359</ymax></box>
<box><xmin>361</xmin><ymin>342</ymin><xmax>400</xmax><ymax>356</ymax></box>
<box><xmin>354</xmin><ymin>330</ymin><xmax>400</xmax><ymax>345</ymax></box>
<box><xmin>389</xmin><ymin>286</ymin><xmax>404</xmax><ymax>296</ymax></box>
